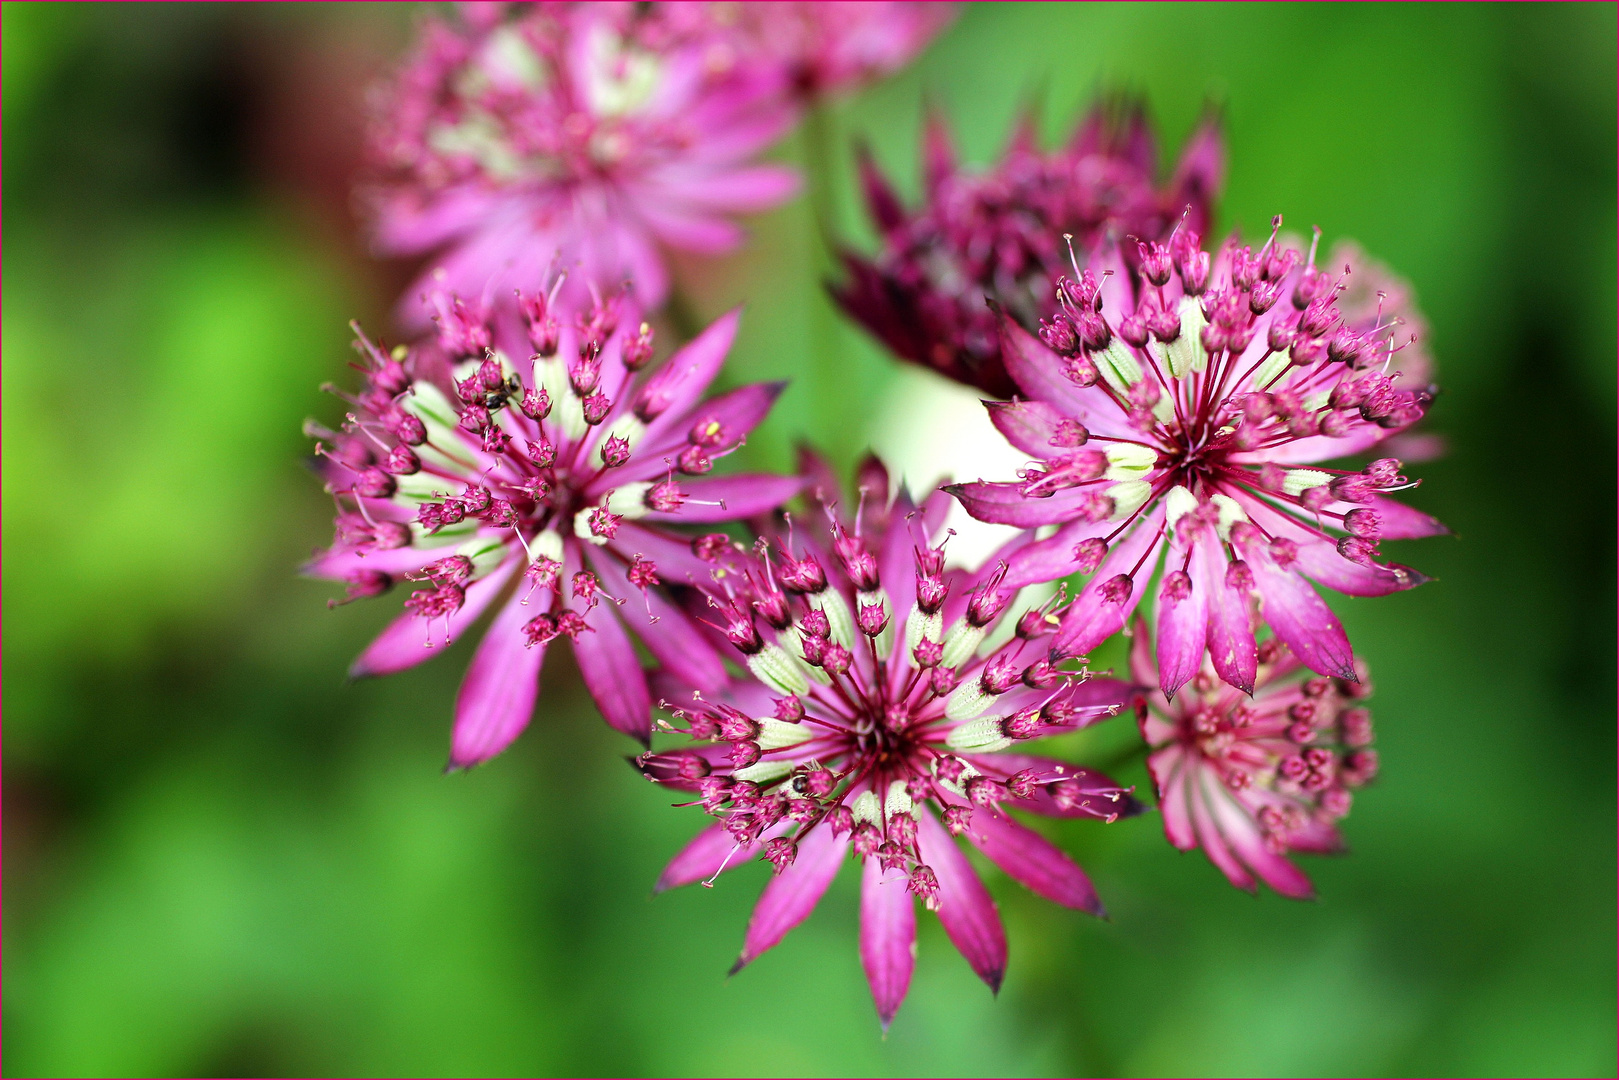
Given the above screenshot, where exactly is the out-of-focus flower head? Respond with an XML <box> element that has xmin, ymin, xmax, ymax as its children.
<box><xmin>832</xmin><ymin>98</ymin><xmax>1224</xmax><ymax>396</ymax></box>
<box><xmin>305</xmin><ymin>277</ymin><xmax>798</xmax><ymax>765</ymax></box>
<box><xmin>731</xmin><ymin>1</ymin><xmax>958</xmax><ymax>101</ymax></box>
<box><xmin>637</xmin><ymin>452</ymin><xmax>1138</xmax><ymax>1027</ymax></box>
<box><xmin>947</xmin><ymin>216</ymin><xmax>1446</xmax><ymax>697</ymax></box>
<box><xmin>1131</xmin><ymin>618</ymin><xmax>1377</xmax><ymax>898</ymax></box>
<box><xmin>366</xmin><ymin>2</ymin><xmax>801</xmax><ymax>327</ymax></box>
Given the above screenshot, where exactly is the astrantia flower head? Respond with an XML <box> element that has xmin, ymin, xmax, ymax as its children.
<box><xmin>949</xmin><ymin>219</ymin><xmax>1447</xmax><ymax>697</ymax></box>
<box><xmin>832</xmin><ymin>99</ymin><xmax>1224</xmax><ymax>396</ymax></box>
<box><xmin>368</xmin><ymin>2</ymin><xmax>800</xmax><ymax>326</ymax></box>
<box><xmin>305</xmin><ymin>282</ymin><xmax>798</xmax><ymax>765</ymax></box>
<box><xmin>1131</xmin><ymin>618</ymin><xmax>1377</xmax><ymax>898</ymax></box>
<box><xmin>638</xmin><ymin>454</ymin><xmax>1138</xmax><ymax>1027</ymax></box>
<box><xmin>733</xmin><ymin>1</ymin><xmax>958</xmax><ymax>101</ymax></box>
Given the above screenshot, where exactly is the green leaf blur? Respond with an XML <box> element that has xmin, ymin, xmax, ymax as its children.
<box><xmin>4</xmin><ymin>3</ymin><xmax>1613</xmax><ymax>1076</ymax></box>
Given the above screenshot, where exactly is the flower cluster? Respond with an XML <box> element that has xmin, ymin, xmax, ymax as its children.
<box><xmin>831</xmin><ymin>100</ymin><xmax>1223</xmax><ymax>396</ymax></box>
<box><xmin>1131</xmin><ymin>619</ymin><xmax>1378</xmax><ymax>898</ymax></box>
<box><xmin>637</xmin><ymin>458</ymin><xmax>1137</xmax><ymax>1025</ymax></box>
<box><xmin>948</xmin><ymin>219</ymin><xmax>1445</xmax><ymax>696</ymax></box>
<box><xmin>306</xmin><ymin>2</ymin><xmax>1448</xmax><ymax>1033</ymax></box>
<box><xmin>367</xmin><ymin>2</ymin><xmax>951</xmax><ymax>327</ymax></box>
<box><xmin>306</xmin><ymin>283</ymin><xmax>796</xmax><ymax>766</ymax></box>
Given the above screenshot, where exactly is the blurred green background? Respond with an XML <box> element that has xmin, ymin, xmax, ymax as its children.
<box><xmin>5</xmin><ymin>3</ymin><xmax>1615</xmax><ymax>1076</ymax></box>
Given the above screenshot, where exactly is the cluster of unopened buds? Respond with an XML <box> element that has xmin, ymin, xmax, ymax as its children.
<box><xmin>303</xmin><ymin>0</ymin><xmax>1448</xmax><ymax>1031</ymax></box>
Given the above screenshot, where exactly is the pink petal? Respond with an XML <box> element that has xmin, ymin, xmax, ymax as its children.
<box><xmin>631</xmin><ymin>382</ymin><xmax>788</xmax><ymax>479</ymax></box>
<box><xmin>1001</xmin><ymin>518</ymin><xmax>1112</xmax><ymax>589</ymax></box>
<box><xmin>633</xmin><ymin>311</ymin><xmax>742</xmax><ymax>445</ymax></box>
<box><xmin>1367</xmin><ymin>494</ymin><xmax>1449</xmax><ymax>540</ymax></box>
<box><xmin>349</xmin><ymin>560</ymin><xmax>517</xmax><ymax>678</ymax></box>
<box><xmin>448</xmin><ymin>592</ymin><xmax>546</xmax><ymax>769</ymax></box>
<box><xmin>656</xmin><ymin>821</ymin><xmax>783</xmax><ymax>893</ymax></box>
<box><xmin>640</xmin><ymin>474</ymin><xmax>802</xmax><ymax>525</ymax></box>
<box><xmin>587</xmin><ymin>550</ymin><xmax>728</xmax><ymax>692</ymax></box>
<box><xmin>1147</xmin><ymin>748</ymin><xmax>1197</xmax><ymax>850</ymax></box>
<box><xmin>303</xmin><ymin>542</ymin><xmax>452</xmax><ymax>582</ymax></box>
<box><xmin>608</xmin><ymin>523</ymin><xmax>720</xmax><ymax>585</ymax></box>
<box><xmin>1154</xmin><ymin>543</ymin><xmax>1209</xmax><ymax>699</ymax></box>
<box><xmin>1052</xmin><ymin>510</ymin><xmax>1165</xmax><ymax>658</ymax></box>
<box><xmin>652</xmin><ymin>163</ymin><xmax>800</xmax><ymax>212</ymax></box>
<box><xmin>964</xmin><ymin>808</ymin><xmax>1104</xmax><ymax>915</ymax></box>
<box><xmin>1235</xmin><ymin>533</ymin><xmax>1356</xmax><ymax>681</ymax></box>
<box><xmin>1191</xmin><ymin>768</ymin><xmax>1255</xmax><ymax>892</ymax></box>
<box><xmin>946</xmin><ymin>481</ymin><xmax>1102</xmax><ymax>528</ymax></box>
<box><xmin>916</xmin><ymin>807</ymin><xmax>1007</xmax><ymax>993</ymax></box>
<box><xmin>734</xmin><ymin>824</ymin><xmax>850</xmax><ymax>971</ymax></box>
<box><xmin>572</xmin><ymin>603</ymin><xmax>653</xmax><ymax>744</ymax></box>
<box><xmin>983</xmin><ymin>399</ymin><xmax>1072</xmax><ymax>457</ymax></box>
<box><xmin>1206</xmin><ymin>784</ymin><xmax>1314</xmax><ymax>900</ymax></box>
<box><xmin>1194</xmin><ymin>533</ymin><xmax>1256</xmax><ymax>694</ymax></box>
<box><xmin>995</xmin><ymin>312</ymin><xmax>1134</xmax><ymax>438</ymax></box>
<box><xmin>860</xmin><ymin>860</ymin><xmax>917</xmax><ymax>1030</ymax></box>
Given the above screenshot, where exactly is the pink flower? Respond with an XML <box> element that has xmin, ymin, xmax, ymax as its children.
<box><xmin>366</xmin><ymin>4</ymin><xmax>801</xmax><ymax>328</ymax></box>
<box><xmin>832</xmin><ymin>99</ymin><xmax>1223</xmax><ymax>396</ymax></box>
<box><xmin>305</xmin><ymin>284</ymin><xmax>798</xmax><ymax>766</ymax></box>
<box><xmin>733</xmin><ymin>1</ymin><xmax>959</xmax><ymax>100</ymax></box>
<box><xmin>948</xmin><ymin>220</ymin><xmax>1446</xmax><ymax>697</ymax></box>
<box><xmin>637</xmin><ymin>456</ymin><xmax>1137</xmax><ymax>1028</ymax></box>
<box><xmin>1130</xmin><ymin>618</ymin><xmax>1378</xmax><ymax>898</ymax></box>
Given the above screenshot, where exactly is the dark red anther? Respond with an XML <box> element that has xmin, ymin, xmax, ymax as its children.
<box><xmin>1343</xmin><ymin>508</ymin><xmax>1381</xmax><ymax>539</ymax></box>
<box><xmin>1297</xmin><ymin>296</ymin><xmax>1339</xmax><ymax>338</ymax></box>
<box><xmin>1117</xmin><ymin>312</ymin><xmax>1151</xmax><ymax>349</ymax></box>
<box><xmin>730</xmin><ymin>740</ymin><xmax>762</xmax><ymax>769</ymax></box>
<box><xmin>1006</xmin><ymin>768</ymin><xmax>1040</xmax><ymax>799</ymax></box>
<box><xmin>405</xmin><ymin>582</ymin><xmax>465</xmax><ymax>620</ymax></box>
<box><xmin>692</xmin><ymin>533</ymin><xmax>732</xmax><ymax>563</ymax></box>
<box><xmin>964</xmin><ymin>774</ymin><xmax>1008</xmax><ymax>808</ymax></box>
<box><xmin>913</xmin><ymin>637</ymin><xmax>943</xmax><ymax>668</ymax></box>
<box><xmin>827</xmin><ymin>804</ymin><xmax>855</xmax><ymax>836</ymax></box>
<box><xmin>581</xmin><ymin>392</ymin><xmax>611</xmax><ymax>426</ymax></box>
<box><xmin>1336</xmin><ymin>535</ymin><xmax>1379</xmax><ymax>566</ymax></box>
<box><xmin>821</xmin><ymin>643</ymin><xmax>852</xmax><ymax>676</ymax></box>
<box><xmin>1289</xmin><ymin>335</ymin><xmax>1326</xmax><ymax>367</ymax></box>
<box><xmin>1138</xmin><ymin>240</ymin><xmax>1173</xmax><ymax>286</ymax></box>
<box><xmin>1061</xmin><ymin>354</ymin><xmax>1100</xmax><ymax>387</ymax></box>
<box><xmin>627</xmin><ymin>555</ymin><xmax>658</xmax><ymax>590</ymax></box>
<box><xmin>1003</xmin><ymin>707</ymin><xmax>1044</xmax><ymax>741</ymax></box>
<box><xmin>623</xmin><ymin>322</ymin><xmax>655</xmax><ymax>370</ymax></box>
<box><xmin>481</xmin><ymin>426</ymin><xmax>511</xmax><ymax>455</ymax></box>
<box><xmin>645</xmin><ymin>479</ymin><xmax>684</xmax><ymax>513</ymax></box>
<box><xmin>916</xmin><ymin>573</ymin><xmax>947</xmax><ymax>615</ymax></box>
<box><xmin>688</xmin><ymin>415</ymin><xmax>730</xmax><ymax>449</ymax></box>
<box><xmin>1074</xmin><ymin>309</ymin><xmax>1112</xmax><ymax>351</ymax></box>
<box><xmin>779</xmin><ymin>551</ymin><xmax>828</xmax><ymax>594</ymax></box>
<box><xmin>385</xmin><ymin>409</ymin><xmax>427</xmax><ymax>446</ymax></box>
<box><xmin>1249</xmin><ymin>278</ymin><xmax>1285</xmax><ymax>315</ymax></box>
<box><xmin>1039</xmin><ymin>312</ymin><xmax>1081</xmax><ymax>356</ymax></box>
<box><xmin>1267</xmin><ymin>315</ymin><xmax>1298</xmax><ymax>353</ymax></box>
<box><xmin>600</xmin><ymin>435</ymin><xmax>631</xmax><ymax>468</ymax></box>
<box><xmin>798</xmin><ymin>608</ymin><xmax>831</xmax><ymax>640</ymax></box>
<box><xmin>1224</xmin><ymin>561</ymin><xmax>1253</xmax><ymax>593</ymax></box>
<box><xmin>764</xmin><ymin>837</ymin><xmax>798</xmax><ymax>874</ymax></box>
<box><xmin>888</xmin><ymin>812</ymin><xmax>918</xmax><ymax>850</ymax></box>
<box><xmin>857</xmin><ymin>598</ymin><xmax>889</xmax><ymax>638</ymax></box>
<box><xmin>383</xmin><ymin>445</ymin><xmax>421</xmax><ymax>475</ymax></box>
<box><xmin>458</xmin><ymin>403</ymin><xmax>491</xmax><ymax>433</ymax></box>
<box><xmin>676</xmin><ymin>444</ymin><xmax>713</xmax><ymax>475</ymax></box>
<box><xmin>1365</xmin><ymin>458</ymin><xmax>1403</xmax><ymax>486</ymax></box>
<box><xmin>851</xmin><ymin>822</ymin><xmax>881</xmax><ymax>858</ymax></box>
<box><xmin>1016</xmin><ymin>610</ymin><xmax>1058</xmax><ymax>642</ymax></box>
<box><xmin>942</xmin><ymin>805</ymin><xmax>974</xmax><ymax>836</ymax></box>
<box><xmin>1297</xmin><ymin>484</ymin><xmax>1331</xmax><ymax>512</ymax></box>
<box><xmin>370</xmin><ymin>520</ymin><xmax>412</xmax><ymax>550</ymax></box>
<box><xmin>571</xmin><ymin>348</ymin><xmax>602</xmax><ymax>395</ymax></box>
<box><xmin>520</xmin><ymin>387</ymin><xmax>551</xmax><ymax>421</ymax></box>
<box><xmin>1328</xmin><ymin>474</ymin><xmax>1376</xmax><ymax>504</ymax></box>
<box><xmin>484</xmin><ymin>499</ymin><xmax>518</xmax><ymax>527</ymax></box>
<box><xmin>526</xmin><ymin>438</ymin><xmax>557</xmax><ymax>468</ymax></box>
<box><xmin>335</xmin><ymin>569</ymin><xmax>392</xmax><ymax>606</ymax></box>
<box><xmin>587</xmin><ymin>504</ymin><xmax>622</xmax><ymax>539</ymax></box>
<box><xmin>521</xmin><ymin>612</ymin><xmax>558</xmax><ymax>646</ymax></box>
<box><xmin>965</xmin><ymin>563</ymin><xmax>1010</xmax><ymax>628</ymax></box>
<box><xmin>354</xmin><ymin>468</ymin><xmax>396</xmax><ymax>499</ymax></box>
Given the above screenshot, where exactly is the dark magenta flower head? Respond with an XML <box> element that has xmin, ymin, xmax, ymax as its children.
<box><xmin>366</xmin><ymin>3</ymin><xmax>800</xmax><ymax>327</ymax></box>
<box><xmin>947</xmin><ymin>220</ymin><xmax>1445</xmax><ymax>698</ymax></box>
<box><xmin>830</xmin><ymin>97</ymin><xmax>1224</xmax><ymax>396</ymax></box>
<box><xmin>304</xmin><ymin>284</ymin><xmax>799</xmax><ymax>767</ymax></box>
<box><xmin>1130</xmin><ymin>618</ymin><xmax>1376</xmax><ymax>898</ymax></box>
<box><xmin>638</xmin><ymin>454</ymin><xmax>1138</xmax><ymax>1028</ymax></box>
